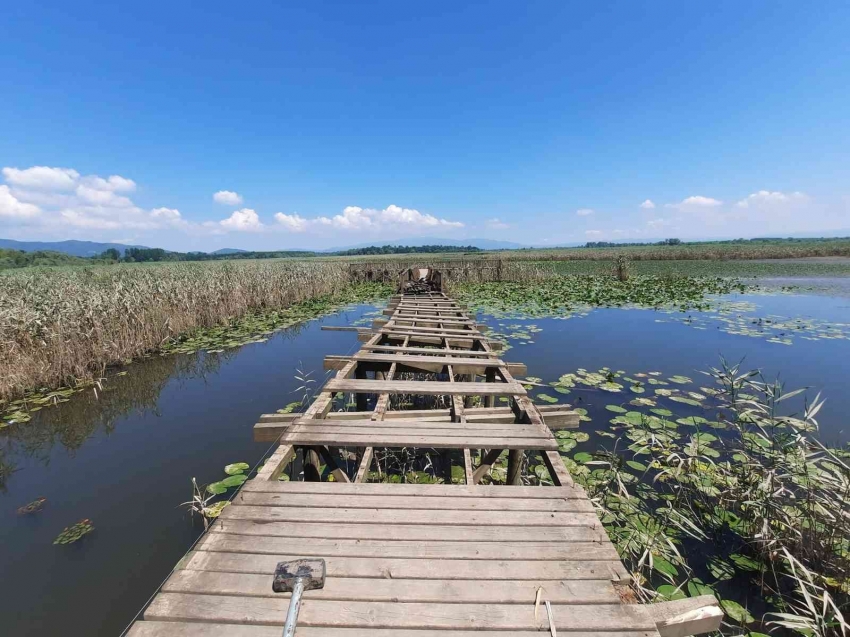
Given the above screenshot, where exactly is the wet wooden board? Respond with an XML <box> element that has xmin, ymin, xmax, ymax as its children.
<box><xmin>323</xmin><ymin>379</ymin><xmax>526</xmax><ymax>396</ymax></box>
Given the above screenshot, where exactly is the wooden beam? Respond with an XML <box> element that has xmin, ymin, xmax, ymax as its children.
<box><xmin>323</xmin><ymin>379</ymin><xmax>526</xmax><ymax>396</ymax></box>
<box><xmin>642</xmin><ymin>595</ymin><xmax>723</xmax><ymax>637</ymax></box>
<box><xmin>471</xmin><ymin>448</ymin><xmax>505</xmax><ymax>484</ymax></box>
<box><xmin>355</xmin><ymin>447</ymin><xmax>373</xmax><ymax>483</ymax></box>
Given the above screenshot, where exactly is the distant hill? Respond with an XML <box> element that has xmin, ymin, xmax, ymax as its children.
<box><xmin>0</xmin><ymin>238</ymin><xmax>147</xmax><ymax>257</ymax></box>
<box><xmin>211</xmin><ymin>248</ymin><xmax>248</xmax><ymax>255</ymax></box>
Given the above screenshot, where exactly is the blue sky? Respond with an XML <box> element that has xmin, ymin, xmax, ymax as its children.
<box><xmin>1</xmin><ymin>1</ymin><xmax>848</xmax><ymax>251</ymax></box>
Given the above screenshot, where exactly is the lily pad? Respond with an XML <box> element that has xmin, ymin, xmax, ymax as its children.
<box><xmin>650</xmin><ymin>408</ymin><xmax>673</xmax><ymax>417</ymax></box>
<box><xmin>707</xmin><ymin>557</ymin><xmax>734</xmax><ymax>582</ymax></box>
<box><xmin>626</xmin><ymin>460</ymin><xmax>647</xmax><ymax>472</ymax></box>
<box><xmin>730</xmin><ymin>553</ymin><xmax>761</xmax><ymax>572</ymax></box>
<box><xmin>17</xmin><ymin>497</ymin><xmax>47</xmax><ymax>515</ymax></box>
<box><xmin>606</xmin><ymin>405</ymin><xmax>628</xmax><ymax>413</ymax></box>
<box><xmin>54</xmin><ymin>519</ymin><xmax>95</xmax><ymax>545</ymax></box>
<box><xmin>669</xmin><ymin>396</ymin><xmax>701</xmax><ymax>406</ymax></box>
<box><xmin>668</xmin><ymin>375</ymin><xmax>693</xmax><ymax>385</ymax></box>
<box><xmin>224</xmin><ymin>462</ymin><xmax>250</xmax><ymax>475</ymax></box>
<box><xmin>537</xmin><ymin>394</ymin><xmax>559</xmax><ymax>404</ymax></box>
<box><xmin>203</xmin><ymin>501</ymin><xmax>230</xmax><ymax>518</ymax></box>
<box><xmin>656</xmin><ymin>584</ymin><xmax>686</xmax><ymax>600</ymax></box>
<box><xmin>721</xmin><ymin>599</ymin><xmax>755</xmax><ymax>624</ymax></box>
<box><xmin>573</xmin><ymin>452</ymin><xmax>593</xmax><ymax>463</ymax></box>
<box><xmin>221</xmin><ymin>474</ymin><xmax>249</xmax><ymax>488</ymax></box>
<box><xmin>206</xmin><ymin>482</ymin><xmax>228</xmax><ymax>495</ymax></box>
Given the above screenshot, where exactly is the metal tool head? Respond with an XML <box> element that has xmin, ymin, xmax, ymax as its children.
<box><xmin>272</xmin><ymin>559</ymin><xmax>326</xmax><ymax>593</ymax></box>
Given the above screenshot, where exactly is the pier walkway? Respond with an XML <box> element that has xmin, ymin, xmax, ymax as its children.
<box><xmin>128</xmin><ymin>287</ymin><xmax>721</xmax><ymax>636</ymax></box>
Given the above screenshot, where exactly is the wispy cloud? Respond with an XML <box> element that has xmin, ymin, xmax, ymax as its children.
<box><xmin>639</xmin><ymin>199</ymin><xmax>655</xmax><ymax>209</ymax></box>
<box><xmin>585</xmin><ymin>229</ymin><xmax>603</xmax><ymax>237</ymax></box>
<box><xmin>486</xmin><ymin>217</ymin><xmax>510</xmax><ymax>229</ymax></box>
<box><xmin>736</xmin><ymin>190</ymin><xmax>806</xmax><ymax>208</ymax></box>
<box><xmin>576</xmin><ymin>208</ymin><xmax>594</xmax><ymax>216</ymax></box>
<box><xmin>666</xmin><ymin>195</ymin><xmax>723</xmax><ymax>210</ymax></box>
<box><xmin>271</xmin><ymin>204</ymin><xmax>463</xmax><ymax>233</ymax></box>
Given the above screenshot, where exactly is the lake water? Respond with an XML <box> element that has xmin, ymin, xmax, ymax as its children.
<box><xmin>1</xmin><ymin>287</ymin><xmax>848</xmax><ymax>635</ymax></box>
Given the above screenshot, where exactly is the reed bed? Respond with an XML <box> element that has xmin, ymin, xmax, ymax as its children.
<box><xmin>0</xmin><ymin>260</ymin><xmax>351</xmax><ymax>400</ymax></box>
<box><xmin>1</xmin><ymin>258</ymin><xmax>548</xmax><ymax>402</ymax></box>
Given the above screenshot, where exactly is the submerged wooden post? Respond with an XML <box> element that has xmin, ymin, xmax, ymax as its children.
<box><xmin>303</xmin><ymin>447</ymin><xmax>322</xmax><ymax>481</ymax></box>
<box><xmin>507</xmin><ymin>449</ymin><xmax>522</xmax><ymax>485</ymax></box>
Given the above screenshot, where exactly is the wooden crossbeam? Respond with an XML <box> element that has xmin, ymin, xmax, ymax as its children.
<box><xmin>323</xmin><ymin>379</ymin><xmax>526</xmax><ymax>396</ymax></box>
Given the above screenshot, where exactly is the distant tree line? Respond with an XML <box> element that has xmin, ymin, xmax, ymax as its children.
<box><xmin>584</xmin><ymin>239</ymin><xmax>682</xmax><ymax>248</ymax></box>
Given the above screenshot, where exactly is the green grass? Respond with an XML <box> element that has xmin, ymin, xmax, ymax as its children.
<box><xmin>542</xmin><ymin>259</ymin><xmax>850</xmax><ymax>278</ymax></box>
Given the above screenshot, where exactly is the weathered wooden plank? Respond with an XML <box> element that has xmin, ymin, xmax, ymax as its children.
<box><xmin>254</xmin><ymin>445</ymin><xmax>294</xmax><ymax>481</ymax></box>
<box><xmin>323</xmin><ymin>379</ymin><xmax>526</xmax><ymax>396</ymax></box>
<box><xmin>162</xmin><ymin>571</ymin><xmax>620</xmax><ymax>604</ymax></box>
<box><xmin>210</xmin><ymin>519</ymin><xmax>604</xmax><ymax>543</ymax></box>
<box><xmin>382</xmin><ymin>324</ymin><xmax>481</xmax><ymax>336</ymax></box>
<box><xmin>354</xmin><ymin>447</ymin><xmax>373</xmax><ymax>483</ymax></box>
<box><xmin>353</xmin><ymin>352</ymin><xmax>505</xmax><ymax>368</ymax></box>
<box><xmin>218</xmin><ymin>504</ymin><xmax>600</xmax><ymax>527</ymax></box>
<box><xmin>145</xmin><ymin>594</ymin><xmax>654</xmax><ymax>630</ymax></box>
<box><xmin>199</xmin><ymin>533</ymin><xmax>617</xmax><ymax>560</ymax></box>
<box><xmin>240</xmin><ymin>480</ymin><xmax>586</xmax><ymax>499</ymax></box>
<box><xmin>361</xmin><ymin>344</ymin><xmax>495</xmax><ymax>356</ymax></box>
<box><xmin>181</xmin><ymin>552</ymin><xmax>628</xmax><ymax>581</ymax></box>
<box><xmin>287</xmin><ymin>418</ymin><xmax>553</xmax><ymax>432</ymax></box>
<box><xmin>129</xmin><ymin>622</ymin><xmax>657</xmax><ymax>637</ymax></box>
<box><xmin>235</xmin><ymin>492</ymin><xmax>592</xmax><ymax>512</ymax></box>
<box><xmin>280</xmin><ymin>433</ymin><xmax>558</xmax><ymax>450</ymax></box>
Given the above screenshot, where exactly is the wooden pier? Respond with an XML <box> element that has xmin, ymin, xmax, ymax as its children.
<box><xmin>128</xmin><ymin>283</ymin><xmax>722</xmax><ymax>636</ymax></box>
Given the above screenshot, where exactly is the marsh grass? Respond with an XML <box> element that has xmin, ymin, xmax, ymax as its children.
<box><xmin>576</xmin><ymin>362</ymin><xmax>850</xmax><ymax>636</ymax></box>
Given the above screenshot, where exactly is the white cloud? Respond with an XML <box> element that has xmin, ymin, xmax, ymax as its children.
<box><xmin>646</xmin><ymin>218</ymin><xmax>668</xmax><ymax>228</ymax></box>
<box><xmin>274</xmin><ymin>212</ymin><xmax>309</xmax><ymax>232</ymax></box>
<box><xmin>0</xmin><ymin>185</ymin><xmax>41</xmax><ymax>219</ymax></box>
<box><xmin>75</xmin><ymin>184</ymin><xmax>134</xmax><ymax>207</ymax></box>
<box><xmin>736</xmin><ymin>190</ymin><xmax>806</xmax><ymax>208</ymax></box>
<box><xmin>1</xmin><ymin>165</ymin><xmax>184</xmax><ymax>234</ymax></box>
<box><xmin>486</xmin><ymin>217</ymin><xmax>510</xmax><ymax>229</ymax></box>
<box><xmin>585</xmin><ymin>229</ymin><xmax>603</xmax><ymax>237</ymax></box>
<box><xmin>83</xmin><ymin>175</ymin><xmax>136</xmax><ymax>192</ymax></box>
<box><xmin>220</xmin><ymin>208</ymin><xmax>263</xmax><ymax>232</ymax></box>
<box><xmin>639</xmin><ymin>199</ymin><xmax>656</xmax><ymax>209</ymax></box>
<box><xmin>576</xmin><ymin>208</ymin><xmax>594</xmax><ymax>216</ymax></box>
<box><xmin>292</xmin><ymin>204</ymin><xmax>463</xmax><ymax>233</ymax></box>
<box><xmin>213</xmin><ymin>190</ymin><xmax>243</xmax><ymax>205</ymax></box>
<box><xmin>151</xmin><ymin>207</ymin><xmax>182</xmax><ymax>220</ymax></box>
<box><xmin>2</xmin><ymin>166</ymin><xmax>80</xmax><ymax>190</ymax></box>
<box><xmin>667</xmin><ymin>195</ymin><xmax>723</xmax><ymax>210</ymax></box>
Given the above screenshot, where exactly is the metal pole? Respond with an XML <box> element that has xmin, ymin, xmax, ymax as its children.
<box><xmin>282</xmin><ymin>577</ymin><xmax>305</xmax><ymax>637</ymax></box>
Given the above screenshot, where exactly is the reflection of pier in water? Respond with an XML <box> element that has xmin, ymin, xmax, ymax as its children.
<box><xmin>129</xmin><ymin>271</ymin><xmax>723</xmax><ymax>637</ymax></box>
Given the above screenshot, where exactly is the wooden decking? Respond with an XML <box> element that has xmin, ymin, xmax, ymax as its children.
<box><xmin>128</xmin><ymin>289</ymin><xmax>721</xmax><ymax>636</ymax></box>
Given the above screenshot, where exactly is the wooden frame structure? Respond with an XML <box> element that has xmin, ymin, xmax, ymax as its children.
<box><xmin>128</xmin><ymin>287</ymin><xmax>721</xmax><ymax>636</ymax></box>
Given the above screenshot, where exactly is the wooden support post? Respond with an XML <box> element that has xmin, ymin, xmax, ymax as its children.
<box><xmin>354</xmin><ymin>447</ymin><xmax>373</xmax><ymax>482</ymax></box>
<box><xmin>485</xmin><ymin>367</ymin><xmax>496</xmax><ymax>408</ymax></box>
<box><xmin>314</xmin><ymin>445</ymin><xmax>351</xmax><ymax>483</ymax></box>
<box><xmin>507</xmin><ymin>449</ymin><xmax>523</xmax><ymax>485</ymax></box>
<box><xmin>303</xmin><ymin>447</ymin><xmax>322</xmax><ymax>482</ymax></box>
<box><xmin>463</xmin><ymin>449</ymin><xmax>474</xmax><ymax>484</ymax></box>
<box><xmin>354</xmin><ymin>368</ymin><xmax>368</xmax><ymax>411</ymax></box>
<box><xmin>471</xmin><ymin>448</ymin><xmax>505</xmax><ymax>484</ymax></box>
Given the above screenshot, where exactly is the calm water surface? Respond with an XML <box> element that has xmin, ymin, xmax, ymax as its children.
<box><xmin>1</xmin><ymin>289</ymin><xmax>847</xmax><ymax>636</ymax></box>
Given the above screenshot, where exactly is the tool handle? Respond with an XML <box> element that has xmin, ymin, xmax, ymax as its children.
<box><xmin>282</xmin><ymin>578</ymin><xmax>305</xmax><ymax>637</ymax></box>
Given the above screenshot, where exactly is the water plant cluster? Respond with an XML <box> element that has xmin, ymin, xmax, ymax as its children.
<box><xmin>523</xmin><ymin>362</ymin><xmax>849</xmax><ymax>637</ymax></box>
<box><xmin>455</xmin><ymin>275</ymin><xmax>748</xmax><ymax>317</ymax></box>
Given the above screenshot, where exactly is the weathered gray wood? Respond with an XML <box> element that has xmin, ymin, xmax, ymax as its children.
<box><xmin>542</xmin><ymin>450</ymin><xmax>576</xmax><ymax>487</ymax></box>
<box><xmin>471</xmin><ymin>448</ymin><xmax>505</xmax><ymax>484</ymax></box>
<box><xmin>129</xmin><ymin>622</ymin><xmax>657</xmax><ymax>637</ymax></box>
<box><xmin>162</xmin><ymin>570</ymin><xmax>620</xmax><ymax>604</ymax></box>
<box><xmin>361</xmin><ymin>344</ymin><xmax>495</xmax><ymax>356</ymax></box>
<box><xmin>210</xmin><ymin>519</ymin><xmax>604</xmax><ymax>543</ymax></box>
<box><xmin>198</xmin><ymin>533</ymin><xmax>617</xmax><ymax>560</ymax></box>
<box><xmin>218</xmin><ymin>504</ymin><xmax>601</xmax><ymax>527</ymax></box>
<box><xmin>144</xmin><ymin>594</ymin><xmax>654</xmax><ymax>630</ymax></box>
<box><xmin>323</xmin><ymin>379</ymin><xmax>526</xmax><ymax>396</ymax></box>
<box><xmin>642</xmin><ymin>596</ymin><xmax>723</xmax><ymax>637</ymax></box>
<box><xmin>354</xmin><ymin>447</ymin><xmax>373</xmax><ymax>483</ymax></box>
<box><xmin>281</xmin><ymin>432</ymin><xmax>558</xmax><ymax>450</ymax></box>
<box><xmin>235</xmin><ymin>491</ymin><xmax>593</xmax><ymax>512</ymax></box>
<box><xmin>255</xmin><ymin>445</ymin><xmax>294</xmax><ymax>481</ymax></box>
<box><xmin>286</xmin><ymin>418</ymin><xmax>553</xmax><ymax>432</ymax></box>
<box><xmin>241</xmin><ymin>480</ymin><xmax>586</xmax><ymax>499</ymax></box>
<box><xmin>181</xmin><ymin>551</ymin><xmax>629</xmax><ymax>581</ymax></box>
